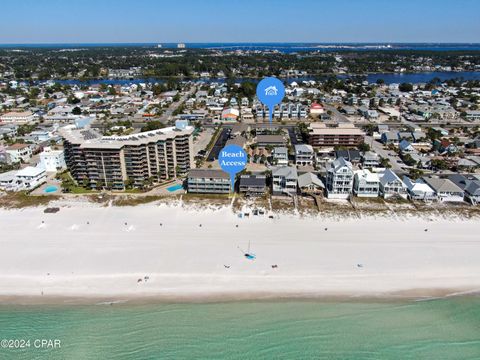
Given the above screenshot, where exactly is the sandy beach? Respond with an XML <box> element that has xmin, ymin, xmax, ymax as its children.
<box><xmin>1</xmin><ymin>201</ymin><xmax>480</xmax><ymax>303</ymax></box>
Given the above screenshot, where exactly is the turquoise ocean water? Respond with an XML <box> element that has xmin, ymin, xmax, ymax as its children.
<box><xmin>1</xmin><ymin>298</ymin><xmax>480</xmax><ymax>359</ymax></box>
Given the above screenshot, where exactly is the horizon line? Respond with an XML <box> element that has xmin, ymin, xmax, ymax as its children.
<box><xmin>1</xmin><ymin>41</ymin><xmax>480</xmax><ymax>46</ymax></box>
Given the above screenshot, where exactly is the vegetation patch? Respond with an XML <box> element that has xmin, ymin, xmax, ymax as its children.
<box><xmin>0</xmin><ymin>192</ymin><xmax>53</xmax><ymax>209</ymax></box>
<box><xmin>112</xmin><ymin>195</ymin><xmax>169</xmax><ymax>207</ymax></box>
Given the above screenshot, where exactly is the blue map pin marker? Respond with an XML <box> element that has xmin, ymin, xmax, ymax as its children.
<box><xmin>256</xmin><ymin>77</ymin><xmax>285</xmax><ymax>124</ymax></box>
<box><xmin>218</xmin><ymin>144</ymin><xmax>247</xmax><ymax>191</ymax></box>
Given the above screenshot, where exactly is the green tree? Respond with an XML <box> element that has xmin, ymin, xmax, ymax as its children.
<box><xmin>358</xmin><ymin>142</ymin><xmax>370</xmax><ymax>152</ymax></box>
<box><xmin>380</xmin><ymin>157</ymin><xmax>391</xmax><ymax>168</ymax></box>
<box><xmin>430</xmin><ymin>159</ymin><xmax>449</xmax><ymax>170</ymax></box>
<box><xmin>399</xmin><ymin>83</ymin><xmax>413</xmax><ymax>92</ymax></box>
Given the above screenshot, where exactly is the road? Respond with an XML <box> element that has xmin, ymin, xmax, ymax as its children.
<box><xmin>323</xmin><ymin>104</ymin><xmax>350</xmax><ymax>123</ymax></box>
<box><xmin>160</xmin><ymin>86</ymin><xmax>197</xmax><ymax>122</ymax></box>
<box><xmin>364</xmin><ymin>135</ymin><xmax>405</xmax><ymax>174</ymax></box>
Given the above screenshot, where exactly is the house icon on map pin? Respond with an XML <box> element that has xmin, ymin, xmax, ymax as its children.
<box><xmin>264</xmin><ymin>85</ymin><xmax>278</xmax><ymax>96</ymax></box>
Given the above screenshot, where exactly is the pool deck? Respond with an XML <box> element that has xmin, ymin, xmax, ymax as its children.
<box><xmin>31</xmin><ymin>175</ymin><xmax>63</xmax><ymax>196</ymax></box>
<box><xmin>29</xmin><ymin>177</ymin><xmax>186</xmax><ymax>197</ymax></box>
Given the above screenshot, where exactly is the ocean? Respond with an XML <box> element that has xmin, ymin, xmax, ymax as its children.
<box><xmin>1</xmin><ymin>297</ymin><xmax>479</xmax><ymax>359</ymax></box>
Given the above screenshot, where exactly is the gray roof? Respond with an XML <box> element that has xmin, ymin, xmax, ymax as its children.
<box><xmin>382</xmin><ymin>131</ymin><xmax>398</xmax><ymax>141</ymax></box>
<box><xmin>225</xmin><ymin>136</ymin><xmax>247</xmax><ymax>148</ymax></box>
<box><xmin>458</xmin><ymin>158</ymin><xmax>477</xmax><ymax>167</ymax></box>
<box><xmin>273</xmin><ymin>147</ymin><xmax>288</xmax><ymax>155</ymax></box>
<box><xmin>188</xmin><ymin>169</ymin><xmax>229</xmax><ymax>179</ymax></box>
<box><xmin>256</xmin><ymin>135</ymin><xmax>286</xmax><ymax>145</ymax></box>
<box><xmin>295</xmin><ymin>144</ymin><xmax>313</xmax><ymax>153</ymax></box>
<box><xmin>335</xmin><ymin>149</ymin><xmax>361</xmax><ymax>162</ymax></box>
<box><xmin>379</xmin><ymin>169</ymin><xmax>404</xmax><ymax>186</ymax></box>
<box><xmin>467</xmin><ymin>156</ymin><xmax>480</xmax><ymax>165</ymax></box>
<box><xmin>412</xmin><ymin>131</ymin><xmax>426</xmax><ymax>141</ymax></box>
<box><xmin>362</xmin><ymin>151</ymin><xmax>379</xmax><ymax>161</ymax></box>
<box><xmin>422</xmin><ymin>177</ymin><xmax>464</xmax><ymax>193</ymax></box>
<box><xmin>239</xmin><ymin>175</ymin><xmax>266</xmax><ymax>187</ymax></box>
<box><xmin>445</xmin><ymin>174</ymin><xmax>468</xmax><ymax>189</ymax></box>
<box><xmin>329</xmin><ymin>157</ymin><xmax>352</xmax><ymax>172</ymax></box>
<box><xmin>298</xmin><ymin>172</ymin><xmax>325</xmax><ymax>189</ymax></box>
<box><xmin>464</xmin><ymin>180</ymin><xmax>480</xmax><ymax>196</ymax></box>
<box><xmin>272</xmin><ymin>166</ymin><xmax>298</xmax><ymax>179</ymax></box>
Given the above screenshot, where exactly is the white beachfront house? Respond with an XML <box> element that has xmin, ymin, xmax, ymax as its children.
<box><xmin>272</xmin><ymin>166</ymin><xmax>298</xmax><ymax>195</ymax></box>
<box><xmin>326</xmin><ymin>157</ymin><xmax>354</xmax><ymax>199</ymax></box>
<box><xmin>0</xmin><ymin>170</ymin><xmax>21</xmax><ymax>191</ymax></box>
<box><xmin>403</xmin><ymin>176</ymin><xmax>436</xmax><ymax>201</ymax></box>
<box><xmin>378</xmin><ymin>169</ymin><xmax>408</xmax><ymax>199</ymax></box>
<box><xmin>422</xmin><ymin>177</ymin><xmax>465</xmax><ymax>203</ymax></box>
<box><xmin>272</xmin><ymin>147</ymin><xmax>289</xmax><ymax>166</ymax></box>
<box><xmin>294</xmin><ymin>144</ymin><xmax>314</xmax><ymax>166</ymax></box>
<box><xmin>15</xmin><ymin>166</ymin><xmax>47</xmax><ymax>190</ymax></box>
<box><xmin>361</xmin><ymin>151</ymin><xmax>380</xmax><ymax>168</ymax></box>
<box><xmin>353</xmin><ymin>169</ymin><xmax>380</xmax><ymax>197</ymax></box>
<box><xmin>0</xmin><ymin>166</ymin><xmax>47</xmax><ymax>192</ymax></box>
<box><xmin>39</xmin><ymin>147</ymin><xmax>66</xmax><ymax>172</ymax></box>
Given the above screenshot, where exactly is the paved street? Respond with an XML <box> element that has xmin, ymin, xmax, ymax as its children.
<box><xmin>323</xmin><ymin>104</ymin><xmax>350</xmax><ymax>123</ymax></box>
<box><xmin>160</xmin><ymin>86</ymin><xmax>197</xmax><ymax>121</ymax></box>
<box><xmin>364</xmin><ymin>135</ymin><xmax>405</xmax><ymax>173</ymax></box>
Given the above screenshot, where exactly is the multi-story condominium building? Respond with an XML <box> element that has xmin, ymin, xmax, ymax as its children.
<box><xmin>272</xmin><ymin>166</ymin><xmax>298</xmax><ymax>195</ymax></box>
<box><xmin>295</xmin><ymin>144</ymin><xmax>314</xmax><ymax>166</ymax></box>
<box><xmin>326</xmin><ymin>157</ymin><xmax>354</xmax><ymax>199</ymax></box>
<box><xmin>353</xmin><ymin>169</ymin><xmax>379</xmax><ymax>197</ymax></box>
<box><xmin>308</xmin><ymin>123</ymin><xmax>365</xmax><ymax>147</ymax></box>
<box><xmin>61</xmin><ymin>122</ymin><xmax>194</xmax><ymax>190</ymax></box>
<box><xmin>187</xmin><ymin>169</ymin><xmax>230</xmax><ymax>194</ymax></box>
<box><xmin>378</xmin><ymin>169</ymin><xmax>408</xmax><ymax>199</ymax></box>
<box><xmin>0</xmin><ymin>111</ymin><xmax>34</xmax><ymax>124</ymax></box>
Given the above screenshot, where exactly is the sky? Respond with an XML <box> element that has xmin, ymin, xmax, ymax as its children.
<box><xmin>1</xmin><ymin>0</ymin><xmax>479</xmax><ymax>44</ymax></box>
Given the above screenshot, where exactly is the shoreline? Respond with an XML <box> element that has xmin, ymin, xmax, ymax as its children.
<box><xmin>2</xmin><ymin>202</ymin><xmax>480</xmax><ymax>304</ymax></box>
<box><xmin>1</xmin><ymin>288</ymin><xmax>479</xmax><ymax>306</ymax></box>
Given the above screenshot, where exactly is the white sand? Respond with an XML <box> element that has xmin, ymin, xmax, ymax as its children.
<box><xmin>1</xmin><ymin>203</ymin><xmax>480</xmax><ymax>301</ymax></box>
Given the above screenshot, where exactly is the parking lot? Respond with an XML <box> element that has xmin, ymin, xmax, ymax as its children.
<box><xmin>207</xmin><ymin>127</ymin><xmax>231</xmax><ymax>161</ymax></box>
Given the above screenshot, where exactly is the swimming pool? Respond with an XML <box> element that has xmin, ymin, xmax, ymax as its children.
<box><xmin>44</xmin><ymin>185</ymin><xmax>59</xmax><ymax>193</ymax></box>
<box><xmin>166</xmin><ymin>184</ymin><xmax>183</xmax><ymax>192</ymax></box>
